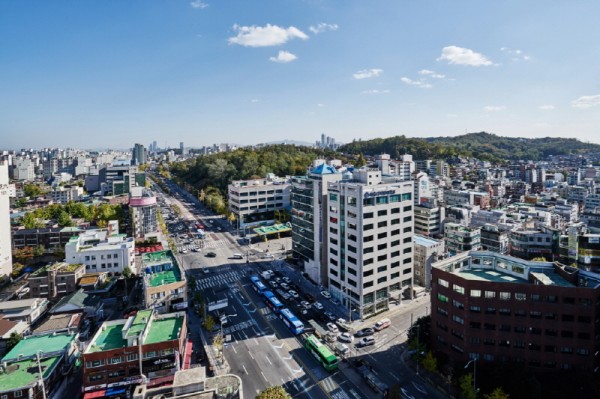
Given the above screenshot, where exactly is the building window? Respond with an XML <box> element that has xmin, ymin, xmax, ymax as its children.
<box><xmin>499</xmin><ymin>292</ymin><xmax>511</xmax><ymax>300</ymax></box>
<box><xmin>452</xmin><ymin>315</ymin><xmax>464</xmax><ymax>325</ymax></box>
<box><xmin>438</xmin><ymin>278</ymin><xmax>449</xmax><ymax>287</ymax></box>
<box><xmin>470</xmin><ymin>289</ymin><xmax>481</xmax><ymax>297</ymax></box>
<box><xmin>453</xmin><ymin>284</ymin><xmax>464</xmax><ymax>295</ymax></box>
<box><xmin>437</xmin><ymin>294</ymin><xmax>449</xmax><ymax>303</ymax></box>
<box><xmin>469</xmin><ymin>305</ymin><xmax>481</xmax><ymax>313</ymax></box>
<box><xmin>484</xmin><ymin>291</ymin><xmax>496</xmax><ymax>299</ymax></box>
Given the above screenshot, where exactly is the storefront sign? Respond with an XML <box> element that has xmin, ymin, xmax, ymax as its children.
<box><xmin>363</xmin><ymin>190</ymin><xmax>395</xmax><ymax>198</ymax></box>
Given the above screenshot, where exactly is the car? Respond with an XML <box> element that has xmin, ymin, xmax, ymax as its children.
<box><xmin>354</xmin><ymin>327</ymin><xmax>375</xmax><ymax>337</ymax></box>
<box><xmin>181</xmin><ymin>249</ymin><xmax>188</xmax><ymax>254</ymax></box>
<box><xmin>288</xmin><ymin>290</ymin><xmax>300</xmax><ymax>299</ymax></box>
<box><xmin>202</xmin><ymin>268</ymin><xmax>210</xmax><ymax>274</ymax></box>
<box><xmin>192</xmin><ymin>247</ymin><xmax>200</xmax><ymax>252</ymax></box>
<box><xmin>320</xmin><ymin>290</ymin><xmax>332</xmax><ymax>299</ymax></box>
<box><xmin>324</xmin><ymin>311</ymin><xmax>336</xmax><ymax>321</ymax></box>
<box><xmin>330</xmin><ymin>298</ymin><xmax>340</xmax><ymax>305</ymax></box>
<box><xmin>282</xmin><ymin>277</ymin><xmax>292</xmax><ymax>284</ymax></box>
<box><xmin>326</xmin><ymin>322</ymin><xmax>339</xmax><ymax>334</ymax></box>
<box><xmin>338</xmin><ymin>332</ymin><xmax>354</xmax><ymax>343</ymax></box>
<box><xmin>298</xmin><ymin>307</ymin><xmax>308</xmax><ymax>315</ymax></box>
<box><xmin>356</xmin><ymin>336</ymin><xmax>376</xmax><ymax>348</ymax></box>
<box><xmin>274</xmin><ymin>277</ymin><xmax>282</xmax><ymax>283</ymax></box>
<box><xmin>374</xmin><ymin>318</ymin><xmax>391</xmax><ymax>331</ymax></box>
<box><xmin>205</xmin><ymin>252</ymin><xmax>217</xmax><ymax>258</ymax></box>
<box><xmin>269</xmin><ymin>281</ymin><xmax>278</xmax><ymax>289</ymax></box>
<box><xmin>304</xmin><ymin>293</ymin><xmax>315</xmax><ymax>302</ymax></box>
<box><xmin>313</xmin><ymin>301</ymin><xmax>324</xmax><ymax>310</ymax></box>
<box><xmin>280</xmin><ymin>283</ymin><xmax>290</xmax><ymax>291</ymax></box>
<box><xmin>300</xmin><ymin>300</ymin><xmax>311</xmax><ymax>309</ymax></box>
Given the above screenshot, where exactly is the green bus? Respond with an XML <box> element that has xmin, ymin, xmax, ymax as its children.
<box><xmin>305</xmin><ymin>334</ymin><xmax>339</xmax><ymax>371</ymax></box>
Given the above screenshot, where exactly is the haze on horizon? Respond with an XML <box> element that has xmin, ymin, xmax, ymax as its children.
<box><xmin>1</xmin><ymin>1</ymin><xmax>600</xmax><ymax>150</ymax></box>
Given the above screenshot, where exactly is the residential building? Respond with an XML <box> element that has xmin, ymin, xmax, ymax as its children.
<box><xmin>141</xmin><ymin>250</ymin><xmax>187</xmax><ymax>313</ymax></box>
<box><xmin>509</xmin><ymin>227</ymin><xmax>559</xmax><ymax>261</ymax></box>
<box><xmin>49</xmin><ymin>185</ymin><xmax>84</xmax><ymax>203</ymax></box>
<box><xmin>65</xmin><ymin>229</ymin><xmax>136</xmax><ymax>274</ymax></box>
<box><xmin>82</xmin><ymin>309</ymin><xmax>187</xmax><ymax>396</ymax></box>
<box><xmin>0</xmin><ymin>298</ymin><xmax>49</xmax><ymax>324</ymax></box>
<box><xmin>291</xmin><ymin>160</ymin><xmax>344</xmax><ymax>284</ymax></box>
<box><xmin>13</xmin><ymin>157</ymin><xmax>36</xmax><ymax>181</ymax></box>
<box><xmin>576</xmin><ymin>234</ymin><xmax>600</xmax><ymax>273</ymax></box>
<box><xmin>413</xmin><ymin>235</ymin><xmax>445</xmax><ymax>289</ymax></box>
<box><xmin>0</xmin><ymin>318</ymin><xmax>30</xmax><ymax>357</ymax></box>
<box><xmin>326</xmin><ymin>169</ymin><xmax>414</xmax><ymax>318</ymax></box>
<box><xmin>28</xmin><ymin>262</ymin><xmax>85</xmax><ymax>300</ymax></box>
<box><xmin>444</xmin><ymin>189</ymin><xmax>490</xmax><ymax>209</ymax></box>
<box><xmin>431</xmin><ymin>251</ymin><xmax>600</xmax><ymax>372</ymax></box>
<box><xmin>0</xmin><ymin>333</ymin><xmax>79</xmax><ymax>399</ymax></box>
<box><xmin>480</xmin><ymin>224</ymin><xmax>510</xmax><ymax>254</ymax></box>
<box><xmin>130</xmin><ymin>187</ymin><xmax>159</xmax><ymax>239</ymax></box>
<box><xmin>32</xmin><ymin>313</ymin><xmax>84</xmax><ymax>337</ymax></box>
<box><xmin>469</xmin><ymin>209</ymin><xmax>507</xmax><ymax>229</ymax></box>
<box><xmin>444</xmin><ymin>223</ymin><xmax>481</xmax><ymax>255</ymax></box>
<box><xmin>132</xmin><ymin>143</ymin><xmax>147</xmax><ymax>166</ymax></box>
<box><xmin>413</xmin><ymin>198</ymin><xmax>445</xmax><ymax>237</ymax></box>
<box><xmin>0</xmin><ymin>162</ymin><xmax>13</xmax><ymax>280</ymax></box>
<box><xmin>228</xmin><ymin>175</ymin><xmax>291</xmax><ymax>230</ymax></box>
<box><xmin>12</xmin><ymin>226</ymin><xmax>86</xmax><ymax>251</ymax></box>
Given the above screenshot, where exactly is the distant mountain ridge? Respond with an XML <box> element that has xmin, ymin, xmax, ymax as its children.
<box><xmin>338</xmin><ymin>132</ymin><xmax>600</xmax><ymax>162</ymax></box>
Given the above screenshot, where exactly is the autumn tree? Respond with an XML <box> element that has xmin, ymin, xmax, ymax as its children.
<box><xmin>256</xmin><ymin>386</ymin><xmax>291</xmax><ymax>399</ymax></box>
<box><xmin>484</xmin><ymin>387</ymin><xmax>510</xmax><ymax>399</ymax></box>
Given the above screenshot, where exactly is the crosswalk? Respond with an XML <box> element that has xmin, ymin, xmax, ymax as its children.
<box><xmin>201</xmin><ymin>239</ymin><xmax>230</xmax><ymax>249</ymax></box>
<box><xmin>195</xmin><ymin>270</ymin><xmax>247</xmax><ymax>290</ymax></box>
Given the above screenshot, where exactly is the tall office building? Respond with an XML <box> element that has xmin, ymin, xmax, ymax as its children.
<box><xmin>131</xmin><ymin>143</ymin><xmax>147</xmax><ymax>166</ymax></box>
<box><xmin>326</xmin><ymin>169</ymin><xmax>415</xmax><ymax>318</ymax></box>
<box><xmin>0</xmin><ymin>162</ymin><xmax>14</xmax><ymax>280</ymax></box>
<box><xmin>291</xmin><ymin>160</ymin><xmax>344</xmax><ymax>284</ymax></box>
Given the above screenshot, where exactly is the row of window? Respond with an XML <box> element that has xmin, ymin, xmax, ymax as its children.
<box><xmin>85</xmin><ymin>348</ymin><xmax>175</xmax><ymax>368</ymax></box>
<box><xmin>84</xmin><ymin>253</ymin><xmax>119</xmax><ymax>261</ymax></box>
<box><xmin>235</xmin><ymin>189</ymin><xmax>285</xmax><ymax>196</ymax></box>
<box><xmin>86</xmin><ymin>263</ymin><xmax>121</xmax><ymax>270</ymax></box>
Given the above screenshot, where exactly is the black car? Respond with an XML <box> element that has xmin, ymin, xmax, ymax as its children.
<box><xmin>354</xmin><ymin>327</ymin><xmax>375</xmax><ymax>337</ymax></box>
<box><xmin>205</xmin><ymin>252</ymin><xmax>217</xmax><ymax>258</ymax></box>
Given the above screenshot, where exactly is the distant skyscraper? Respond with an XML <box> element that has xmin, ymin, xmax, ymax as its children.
<box><xmin>0</xmin><ymin>162</ymin><xmax>13</xmax><ymax>281</ymax></box>
<box><xmin>132</xmin><ymin>143</ymin><xmax>147</xmax><ymax>166</ymax></box>
<box><xmin>153</xmin><ymin>140</ymin><xmax>157</xmax><ymax>152</ymax></box>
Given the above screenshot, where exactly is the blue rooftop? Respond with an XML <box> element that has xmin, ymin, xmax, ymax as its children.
<box><xmin>311</xmin><ymin>163</ymin><xmax>337</xmax><ymax>175</ymax></box>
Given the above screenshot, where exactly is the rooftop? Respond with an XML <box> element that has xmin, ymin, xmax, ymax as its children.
<box><xmin>3</xmin><ymin>333</ymin><xmax>76</xmax><ymax>361</ymax></box>
<box><xmin>414</xmin><ymin>235</ymin><xmax>442</xmax><ymax>247</ymax></box>
<box><xmin>458</xmin><ymin>268</ymin><xmax>528</xmax><ymax>284</ymax></box>
<box><xmin>147</xmin><ymin>268</ymin><xmax>181</xmax><ymax>288</ymax></box>
<box><xmin>30</xmin><ymin>262</ymin><xmax>83</xmax><ymax>277</ymax></box>
<box><xmin>142</xmin><ymin>250</ymin><xmax>183</xmax><ymax>288</ymax></box>
<box><xmin>0</xmin><ymin>356</ymin><xmax>61</xmax><ymax>392</ymax></box>
<box><xmin>126</xmin><ymin>309</ymin><xmax>153</xmax><ymax>338</ymax></box>
<box><xmin>145</xmin><ymin>316</ymin><xmax>184</xmax><ymax>344</ymax></box>
<box><xmin>86</xmin><ymin>323</ymin><xmax>126</xmax><ymax>353</ymax></box>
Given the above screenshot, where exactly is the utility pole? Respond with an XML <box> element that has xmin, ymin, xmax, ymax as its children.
<box><xmin>416</xmin><ymin>324</ymin><xmax>420</xmax><ymax>376</ymax></box>
<box><xmin>36</xmin><ymin>351</ymin><xmax>47</xmax><ymax>399</ymax></box>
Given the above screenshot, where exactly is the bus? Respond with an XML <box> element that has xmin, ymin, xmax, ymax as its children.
<box><xmin>279</xmin><ymin>308</ymin><xmax>305</xmax><ymax>335</ymax></box>
<box><xmin>263</xmin><ymin>291</ymin><xmax>284</xmax><ymax>313</ymax></box>
<box><xmin>250</xmin><ymin>275</ymin><xmax>268</xmax><ymax>294</ymax></box>
<box><xmin>305</xmin><ymin>334</ymin><xmax>338</xmax><ymax>371</ymax></box>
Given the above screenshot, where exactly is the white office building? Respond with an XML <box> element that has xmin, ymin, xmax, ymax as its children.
<box><xmin>0</xmin><ymin>162</ymin><xmax>14</xmax><ymax>281</ymax></box>
<box><xmin>326</xmin><ymin>169</ymin><xmax>414</xmax><ymax>318</ymax></box>
<box><xmin>65</xmin><ymin>229</ymin><xmax>136</xmax><ymax>274</ymax></box>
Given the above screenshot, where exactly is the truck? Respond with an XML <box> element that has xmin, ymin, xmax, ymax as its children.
<box><xmin>261</xmin><ymin>270</ymin><xmax>273</xmax><ymax>280</ymax></box>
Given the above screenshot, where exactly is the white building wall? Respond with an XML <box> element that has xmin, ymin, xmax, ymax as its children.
<box><xmin>0</xmin><ymin>163</ymin><xmax>13</xmax><ymax>280</ymax></box>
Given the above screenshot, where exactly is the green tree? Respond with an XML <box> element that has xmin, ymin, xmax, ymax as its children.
<box><xmin>227</xmin><ymin>212</ymin><xmax>236</xmax><ymax>226</ymax></box>
<box><xmin>122</xmin><ymin>266</ymin><xmax>133</xmax><ymax>279</ymax></box>
<box><xmin>422</xmin><ymin>351</ymin><xmax>438</xmax><ymax>372</ymax></box>
<box><xmin>203</xmin><ymin>315</ymin><xmax>216</xmax><ymax>332</ymax></box>
<box><xmin>355</xmin><ymin>153</ymin><xmax>367</xmax><ymax>167</ymax></box>
<box><xmin>407</xmin><ymin>315</ymin><xmax>431</xmax><ymax>352</ymax></box>
<box><xmin>22</xmin><ymin>212</ymin><xmax>43</xmax><ymax>229</ymax></box>
<box><xmin>459</xmin><ymin>373</ymin><xmax>477</xmax><ymax>399</ymax></box>
<box><xmin>33</xmin><ymin>245</ymin><xmax>45</xmax><ymax>257</ymax></box>
<box><xmin>484</xmin><ymin>387</ymin><xmax>510</xmax><ymax>399</ymax></box>
<box><xmin>14</xmin><ymin>198</ymin><xmax>27</xmax><ymax>208</ymax></box>
<box><xmin>11</xmin><ymin>263</ymin><xmax>24</xmax><ymax>279</ymax></box>
<box><xmin>256</xmin><ymin>386</ymin><xmax>292</xmax><ymax>399</ymax></box>
<box><xmin>6</xmin><ymin>332</ymin><xmax>22</xmax><ymax>351</ymax></box>
<box><xmin>57</xmin><ymin>210</ymin><xmax>73</xmax><ymax>227</ymax></box>
<box><xmin>23</xmin><ymin>184</ymin><xmax>42</xmax><ymax>197</ymax></box>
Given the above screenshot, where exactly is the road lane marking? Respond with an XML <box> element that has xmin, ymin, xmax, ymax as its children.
<box><xmin>249</xmin><ymin>352</ymin><xmax>254</xmax><ymax>360</ymax></box>
<box><xmin>261</xmin><ymin>371</ymin><xmax>269</xmax><ymax>382</ymax></box>
<box><xmin>266</xmin><ymin>356</ymin><xmax>272</xmax><ymax>365</ymax></box>
<box><xmin>243</xmin><ymin>365</ymin><xmax>248</xmax><ymax>374</ymax></box>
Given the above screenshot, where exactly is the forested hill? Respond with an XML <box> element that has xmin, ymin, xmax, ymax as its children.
<box><xmin>338</xmin><ymin>132</ymin><xmax>600</xmax><ymax>161</ymax></box>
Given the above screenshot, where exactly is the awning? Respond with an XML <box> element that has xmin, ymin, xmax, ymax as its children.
<box><xmin>83</xmin><ymin>390</ymin><xmax>106</xmax><ymax>399</ymax></box>
<box><xmin>106</xmin><ymin>387</ymin><xmax>126</xmax><ymax>396</ymax></box>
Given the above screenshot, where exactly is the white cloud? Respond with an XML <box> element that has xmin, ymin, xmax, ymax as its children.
<box><xmin>437</xmin><ymin>45</ymin><xmax>493</xmax><ymax>66</ymax></box>
<box><xmin>362</xmin><ymin>89</ymin><xmax>390</xmax><ymax>94</ymax></box>
<box><xmin>353</xmin><ymin>69</ymin><xmax>383</xmax><ymax>80</ymax></box>
<box><xmin>228</xmin><ymin>24</ymin><xmax>308</xmax><ymax>47</ymax></box>
<box><xmin>400</xmin><ymin>77</ymin><xmax>432</xmax><ymax>89</ymax></box>
<box><xmin>418</xmin><ymin>69</ymin><xmax>445</xmax><ymax>79</ymax></box>
<box><xmin>572</xmin><ymin>95</ymin><xmax>600</xmax><ymax>109</ymax></box>
<box><xmin>269</xmin><ymin>50</ymin><xmax>298</xmax><ymax>63</ymax></box>
<box><xmin>190</xmin><ymin>0</ymin><xmax>208</xmax><ymax>9</ymax></box>
<box><xmin>309</xmin><ymin>23</ymin><xmax>338</xmax><ymax>34</ymax></box>
<box><xmin>250</xmin><ymin>99</ymin><xmax>260</xmax><ymax>103</ymax></box>
<box><xmin>539</xmin><ymin>104</ymin><xmax>555</xmax><ymax>110</ymax></box>
<box><xmin>500</xmin><ymin>47</ymin><xmax>530</xmax><ymax>61</ymax></box>
<box><xmin>483</xmin><ymin>105</ymin><xmax>506</xmax><ymax>112</ymax></box>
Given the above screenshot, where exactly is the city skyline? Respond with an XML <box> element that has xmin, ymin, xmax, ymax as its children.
<box><xmin>2</xmin><ymin>1</ymin><xmax>600</xmax><ymax>149</ymax></box>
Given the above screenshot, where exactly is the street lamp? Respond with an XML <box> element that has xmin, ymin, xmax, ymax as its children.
<box><xmin>465</xmin><ymin>358</ymin><xmax>477</xmax><ymax>395</ymax></box>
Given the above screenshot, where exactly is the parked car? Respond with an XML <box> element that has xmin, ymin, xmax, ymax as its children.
<box><xmin>313</xmin><ymin>301</ymin><xmax>324</xmax><ymax>310</ymax></box>
<box><xmin>282</xmin><ymin>277</ymin><xmax>292</xmax><ymax>284</ymax></box>
<box><xmin>324</xmin><ymin>311</ymin><xmax>336</xmax><ymax>321</ymax></box>
<box><xmin>338</xmin><ymin>332</ymin><xmax>354</xmax><ymax>343</ymax></box>
<box><xmin>320</xmin><ymin>290</ymin><xmax>332</xmax><ymax>299</ymax></box>
<box><xmin>205</xmin><ymin>252</ymin><xmax>217</xmax><ymax>258</ymax></box>
<box><xmin>202</xmin><ymin>268</ymin><xmax>210</xmax><ymax>274</ymax></box>
<box><xmin>280</xmin><ymin>283</ymin><xmax>290</xmax><ymax>291</ymax></box>
<box><xmin>269</xmin><ymin>281</ymin><xmax>278</xmax><ymax>289</ymax></box>
<box><xmin>356</xmin><ymin>336</ymin><xmax>376</xmax><ymax>348</ymax></box>
<box><xmin>354</xmin><ymin>327</ymin><xmax>375</xmax><ymax>337</ymax></box>
<box><xmin>300</xmin><ymin>300</ymin><xmax>311</xmax><ymax>309</ymax></box>
<box><xmin>326</xmin><ymin>323</ymin><xmax>339</xmax><ymax>334</ymax></box>
<box><xmin>304</xmin><ymin>293</ymin><xmax>315</xmax><ymax>302</ymax></box>
<box><xmin>374</xmin><ymin>318</ymin><xmax>391</xmax><ymax>331</ymax></box>
<box><xmin>288</xmin><ymin>290</ymin><xmax>300</xmax><ymax>299</ymax></box>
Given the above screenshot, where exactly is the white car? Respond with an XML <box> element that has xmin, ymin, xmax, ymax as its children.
<box><xmin>288</xmin><ymin>290</ymin><xmax>300</xmax><ymax>299</ymax></box>
<box><xmin>338</xmin><ymin>332</ymin><xmax>354</xmax><ymax>343</ymax></box>
<box><xmin>300</xmin><ymin>300</ymin><xmax>311</xmax><ymax>309</ymax></box>
<box><xmin>320</xmin><ymin>291</ymin><xmax>332</xmax><ymax>299</ymax></box>
<box><xmin>326</xmin><ymin>322</ymin><xmax>339</xmax><ymax>334</ymax></box>
<box><xmin>313</xmin><ymin>301</ymin><xmax>324</xmax><ymax>310</ymax></box>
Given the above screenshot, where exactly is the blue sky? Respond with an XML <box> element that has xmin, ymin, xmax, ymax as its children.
<box><xmin>1</xmin><ymin>0</ymin><xmax>600</xmax><ymax>150</ymax></box>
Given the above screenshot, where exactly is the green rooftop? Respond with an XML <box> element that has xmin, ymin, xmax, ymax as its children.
<box><xmin>4</xmin><ymin>333</ymin><xmax>76</xmax><ymax>361</ymax></box>
<box><xmin>148</xmin><ymin>268</ymin><xmax>181</xmax><ymax>287</ymax></box>
<box><xmin>0</xmin><ymin>356</ymin><xmax>60</xmax><ymax>391</ymax></box>
<box><xmin>458</xmin><ymin>269</ymin><xmax>528</xmax><ymax>284</ymax></box>
<box><xmin>254</xmin><ymin>223</ymin><xmax>292</xmax><ymax>236</ymax></box>
<box><xmin>145</xmin><ymin>316</ymin><xmax>184</xmax><ymax>344</ymax></box>
<box><xmin>142</xmin><ymin>250</ymin><xmax>173</xmax><ymax>265</ymax></box>
<box><xmin>126</xmin><ymin>310</ymin><xmax>153</xmax><ymax>338</ymax></box>
<box><xmin>86</xmin><ymin>323</ymin><xmax>126</xmax><ymax>353</ymax></box>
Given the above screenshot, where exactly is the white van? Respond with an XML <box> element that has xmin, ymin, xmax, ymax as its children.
<box><xmin>374</xmin><ymin>318</ymin><xmax>391</xmax><ymax>331</ymax></box>
<box><xmin>232</xmin><ymin>253</ymin><xmax>243</xmax><ymax>259</ymax></box>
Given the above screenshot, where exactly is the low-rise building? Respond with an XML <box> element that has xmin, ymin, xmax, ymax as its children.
<box><xmin>413</xmin><ymin>199</ymin><xmax>445</xmax><ymax>237</ymax></box>
<box><xmin>480</xmin><ymin>224</ymin><xmax>510</xmax><ymax>254</ymax></box>
<box><xmin>12</xmin><ymin>226</ymin><xmax>86</xmax><ymax>251</ymax></box>
<box><xmin>0</xmin><ymin>332</ymin><xmax>79</xmax><ymax>399</ymax></box>
<box><xmin>509</xmin><ymin>228</ymin><xmax>559</xmax><ymax>261</ymax></box>
<box><xmin>82</xmin><ymin>309</ymin><xmax>187</xmax><ymax>397</ymax></box>
<box><xmin>444</xmin><ymin>223</ymin><xmax>481</xmax><ymax>255</ymax></box>
<box><xmin>28</xmin><ymin>262</ymin><xmax>85</xmax><ymax>299</ymax></box>
<box><xmin>0</xmin><ymin>318</ymin><xmax>30</xmax><ymax>357</ymax></box>
<box><xmin>50</xmin><ymin>289</ymin><xmax>104</xmax><ymax>320</ymax></box>
<box><xmin>413</xmin><ymin>235</ymin><xmax>445</xmax><ymax>289</ymax></box>
<box><xmin>65</xmin><ymin>229</ymin><xmax>136</xmax><ymax>274</ymax></box>
<box><xmin>0</xmin><ymin>298</ymin><xmax>49</xmax><ymax>325</ymax></box>
<box><xmin>49</xmin><ymin>186</ymin><xmax>84</xmax><ymax>204</ymax></box>
<box><xmin>141</xmin><ymin>250</ymin><xmax>187</xmax><ymax>313</ymax></box>
<box><xmin>431</xmin><ymin>251</ymin><xmax>600</xmax><ymax>372</ymax></box>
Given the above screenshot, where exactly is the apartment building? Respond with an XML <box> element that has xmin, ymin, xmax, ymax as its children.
<box><xmin>28</xmin><ymin>262</ymin><xmax>85</xmax><ymax>299</ymax></box>
<box><xmin>83</xmin><ymin>309</ymin><xmax>187</xmax><ymax>397</ymax></box>
<box><xmin>0</xmin><ymin>162</ymin><xmax>13</xmax><ymax>280</ymax></box>
<box><xmin>228</xmin><ymin>175</ymin><xmax>291</xmax><ymax>229</ymax></box>
<box><xmin>130</xmin><ymin>187</ymin><xmax>159</xmax><ymax>239</ymax></box>
<box><xmin>141</xmin><ymin>250</ymin><xmax>187</xmax><ymax>313</ymax></box>
<box><xmin>12</xmin><ymin>226</ymin><xmax>86</xmax><ymax>251</ymax></box>
<box><xmin>49</xmin><ymin>185</ymin><xmax>84</xmax><ymax>204</ymax></box>
<box><xmin>65</xmin><ymin>229</ymin><xmax>136</xmax><ymax>274</ymax></box>
<box><xmin>509</xmin><ymin>228</ymin><xmax>559</xmax><ymax>261</ymax></box>
<box><xmin>444</xmin><ymin>223</ymin><xmax>481</xmax><ymax>255</ymax></box>
<box><xmin>480</xmin><ymin>224</ymin><xmax>510</xmax><ymax>254</ymax></box>
<box><xmin>291</xmin><ymin>160</ymin><xmax>344</xmax><ymax>284</ymax></box>
<box><xmin>414</xmin><ymin>198</ymin><xmax>445</xmax><ymax>237</ymax></box>
<box><xmin>413</xmin><ymin>235</ymin><xmax>445</xmax><ymax>289</ymax></box>
<box><xmin>431</xmin><ymin>251</ymin><xmax>600</xmax><ymax>372</ymax></box>
<box><xmin>326</xmin><ymin>169</ymin><xmax>414</xmax><ymax>318</ymax></box>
